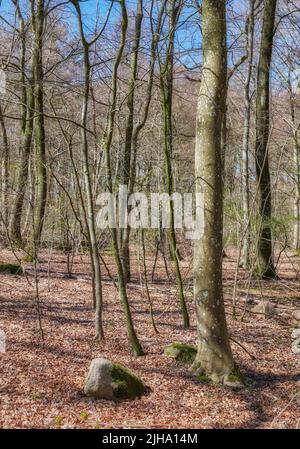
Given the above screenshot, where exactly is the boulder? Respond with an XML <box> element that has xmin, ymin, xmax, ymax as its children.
<box><xmin>84</xmin><ymin>358</ymin><xmax>145</xmax><ymax>401</ymax></box>
<box><xmin>291</xmin><ymin>338</ymin><xmax>300</xmax><ymax>355</ymax></box>
<box><xmin>292</xmin><ymin>310</ymin><xmax>300</xmax><ymax>321</ymax></box>
<box><xmin>291</xmin><ymin>328</ymin><xmax>300</xmax><ymax>339</ymax></box>
<box><xmin>164</xmin><ymin>342</ymin><xmax>197</xmax><ymax>364</ymax></box>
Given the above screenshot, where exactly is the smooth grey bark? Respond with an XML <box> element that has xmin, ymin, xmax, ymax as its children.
<box><xmin>254</xmin><ymin>0</ymin><xmax>277</xmax><ymax>278</ymax></box>
<box><xmin>192</xmin><ymin>0</ymin><xmax>242</xmax><ymax>385</ymax></box>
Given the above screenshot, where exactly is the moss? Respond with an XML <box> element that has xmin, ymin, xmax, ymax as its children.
<box><xmin>225</xmin><ymin>364</ymin><xmax>246</xmax><ymax>387</ymax></box>
<box><xmin>110</xmin><ymin>363</ymin><xmax>145</xmax><ymax>400</ymax></box>
<box><xmin>197</xmin><ymin>373</ymin><xmax>211</xmax><ymax>384</ymax></box>
<box><xmin>0</xmin><ymin>263</ymin><xmax>22</xmax><ymax>275</ymax></box>
<box><xmin>22</xmin><ymin>254</ymin><xmax>34</xmax><ymax>263</ymax></box>
<box><xmin>164</xmin><ymin>342</ymin><xmax>197</xmax><ymax>364</ymax></box>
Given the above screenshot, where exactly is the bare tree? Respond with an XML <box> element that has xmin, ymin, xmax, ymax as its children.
<box><xmin>254</xmin><ymin>0</ymin><xmax>277</xmax><ymax>278</ymax></box>
<box><xmin>192</xmin><ymin>0</ymin><xmax>243</xmax><ymax>385</ymax></box>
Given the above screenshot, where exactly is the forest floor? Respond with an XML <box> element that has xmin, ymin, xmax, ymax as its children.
<box><xmin>0</xmin><ymin>247</ymin><xmax>299</xmax><ymax>429</ymax></box>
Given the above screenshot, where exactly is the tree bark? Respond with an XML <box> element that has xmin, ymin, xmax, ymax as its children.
<box><xmin>72</xmin><ymin>0</ymin><xmax>104</xmax><ymax>340</ymax></box>
<box><xmin>120</xmin><ymin>0</ymin><xmax>144</xmax><ymax>283</ymax></box>
<box><xmin>159</xmin><ymin>0</ymin><xmax>190</xmax><ymax>328</ymax></box>
<box><xmin>241</xmin><ymin>0</ymin><xmax>255</xmax><ymax>268</ymax></box>
<box><xmin>192</xmin><ymin>0</ymin><xmax>243</xmax><ymax>385</ymax></box>
<box><xmin>10</xmin><ymin>2</ymin><xmax>34</xmax><ymax>247</ymax></box>
<box><xmin>31</xmin><ymin>0</ymin><xmax>47</xmax><ymax>246</ymax></box>
<box><xmin>254</xmin><ymin>0</ymin><xmax>277</xmax><ymax>278</ymax></box>
<box><xmin>104</xmin><ymin>0</ymin><xmax>144</xmax><ymax>356</ymax></box>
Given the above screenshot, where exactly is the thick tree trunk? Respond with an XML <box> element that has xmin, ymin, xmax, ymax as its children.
<box><xmin>192</xmin><ymin>0</ymin><xmax>243</xmax><ymax>386</ymax></box>
<box><xmin>254</xmin><ymin>0</ymin><xmax>277</xmax><ymax>278</ymax></box>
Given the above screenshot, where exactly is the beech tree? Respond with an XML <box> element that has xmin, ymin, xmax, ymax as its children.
<box><xmin>192</xmin><ymin>0</ymin><xmax>243</xmax><ymax>385</ymax></box>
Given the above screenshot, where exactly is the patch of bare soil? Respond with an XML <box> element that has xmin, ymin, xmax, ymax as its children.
<box><xmin>0</xmin><ymin>248</ymin><xmax>299</xmax><ymax>428</ymax></box>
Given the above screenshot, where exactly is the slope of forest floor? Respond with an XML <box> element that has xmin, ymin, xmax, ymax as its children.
<box><xmin>0</xmin><ymin>248</ymin><xmax>299</xmax><ymax>429</ymax></box>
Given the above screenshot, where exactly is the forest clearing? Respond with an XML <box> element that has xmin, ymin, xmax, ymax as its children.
<box><xmin>0</xmin><ymin>0</ymin><xmax>300</xmax><ymax>432</ymax></box>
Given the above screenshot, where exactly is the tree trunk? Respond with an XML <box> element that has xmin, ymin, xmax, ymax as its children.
<box><xmin>120</xmin><ymin>0</ymin><xmax>143</xmax><ymax>283</ymax></box>
<box><xmin>192</xmin><ymin>0</ymin><xmax>243</xmax><ymax>386</ymax></box>
<box><xmin>10</xmin><ymin>3</ymin><xmax>34</xmax><ymax>247</ymax></box>
<box><xmin>0</xmin><ymin>104</ymin><xmax>9</xmax><ymax>231</ymax></box>
<box><xmin>32</xmin><ymin>0</ymin><xmax>47</xmax><ymax>246</ymax></box>
<box><xmin>160</xmin><ymin>0</ymin><xmax>190</xmax><ymax>328</ymax></box>
<box><xmin>254</xmin><ymin>0</ymin><xmax>277</xmax><ymax>279</ymax></box>
<box><xmin>104</xmin><ymin>0</ymin><xmax>144</xmax><ymax>356</ymax></box>
<box><xmin>72</xmin><ymin>0</ymin><xmax>104</xmax><ymax>340</ymax></box>
<box><xmin>241</xmin><ymin>0</ymin><xmax>255</xmax><ymax>268</ymax></box>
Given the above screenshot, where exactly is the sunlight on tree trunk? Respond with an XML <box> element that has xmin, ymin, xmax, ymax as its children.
<box><xmin>192</xmin><ymin>0</ymin><xmax>243</xmax><ymax>386</ymax></box>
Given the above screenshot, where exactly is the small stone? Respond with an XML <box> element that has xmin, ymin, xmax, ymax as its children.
<box><xmin>252</xmin><ymin>301</ymin><xmax>277</xmax><ymax>316</ymax></box>
<box><xmin>291</xmin><ymin>329</ymin><xmax>300</xmax><ymax>339</ymax></box>
<box><xmin>164</xmin><ymin>342</ymin><xmax>197</xmax><ymax>364</ymax></box>
<box><xmin>292</xmin><ymin>310</ymin><xmax>300</xmax><ymax>321</ymax></box>
<box><xmin>84</xmin><ymin>358</ymin><xmax>145</xmax><ymax>401</ymax></box>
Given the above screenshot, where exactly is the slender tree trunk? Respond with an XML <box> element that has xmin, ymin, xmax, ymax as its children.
<box><xmin>72</xmin><ymin>0</ymin><xmax>104</xmax><ymax>340</ymax></box>
<box><xmin>241</xmin><ymin>0</ymin><xmax>255</xmax><ymax>268</ymax></box>
<box><xmin>10</xmin><ymin>4</ymin><xmax>34</xmax><ymax>246</ymax></box>
<box><xmin>254</xmin><ymin>0</ymin><xmax>277</xmax><ymax>278</ymax></box>
<box><xmin>293</xmin><ymin>136</ymin><xmax>300</xmax><ymax>252</ymax></box>
<box><xmin>31</xmin><ymin>0</ymin><xmax>47</xmax><ymax>246</ymax></box>
<box><xmin>288</xmin><ymin>72</ymin><xmax>300</xmax><ymax>252</ymax></box>
<box><xmin>120</xmin><ymin>0</ymin><xmax>143</xmax><ymax>283</ymax></box>
<box><xmin>104</xmin><ymin>0</ymin><xmax>144</xmax><ymax>356</ymax></box>
<box><xmin>0</xmin><ymin>104</ymin><xmax>9</xmax><ymax>230</ymax></box>
<box><xmin>120</xmin><ymin>0</ymin><xmax>167</xmax><ymax>283</ymax></box>
<box><xmin>192</xmin><ymin>0</ymin><xmax>243</xmax><ymax>386</ymax></box>
<box><xmin>160</xmin><ymin>0</ymin><xmax>190</xmax><ymax>328</ymax></box>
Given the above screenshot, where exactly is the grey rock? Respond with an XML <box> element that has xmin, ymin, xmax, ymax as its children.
<box><xmin>291</xmin><ymin>338</ymin><xmax>300</xmax><ymax>355</ymax></box>
<box><xmin>292</xmin><ymin>310</ymin><xmax>300</xmax><ymax>321</ymax></box>
<box><xmin>291</xmin><ymin>328</ymin><xmax>300</xmax><ymax>339</ymax></box>
<box><xmin>84</xmin><ymin>357</ymin><xmax>145</xmax><ymax>401</ymax></box>
<box><xmin>252</xmin><ymin>301</ymin><xmax>277</xmax><ymax>316</ymax></box>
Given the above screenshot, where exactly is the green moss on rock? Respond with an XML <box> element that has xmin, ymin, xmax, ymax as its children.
<box><xmin>110</xmin><ymin>363</ymin><xmax>145</xmax><ymax>400</ymax></box>
<box><xmin>164</xmin><ymin>342</ymin><xmax>197</xmax><ymax>364</ymax></box>
<box><xmin>0</xmin><ymin>263</ymin><xmax>22</xmax><ymax>275</ymax></box>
